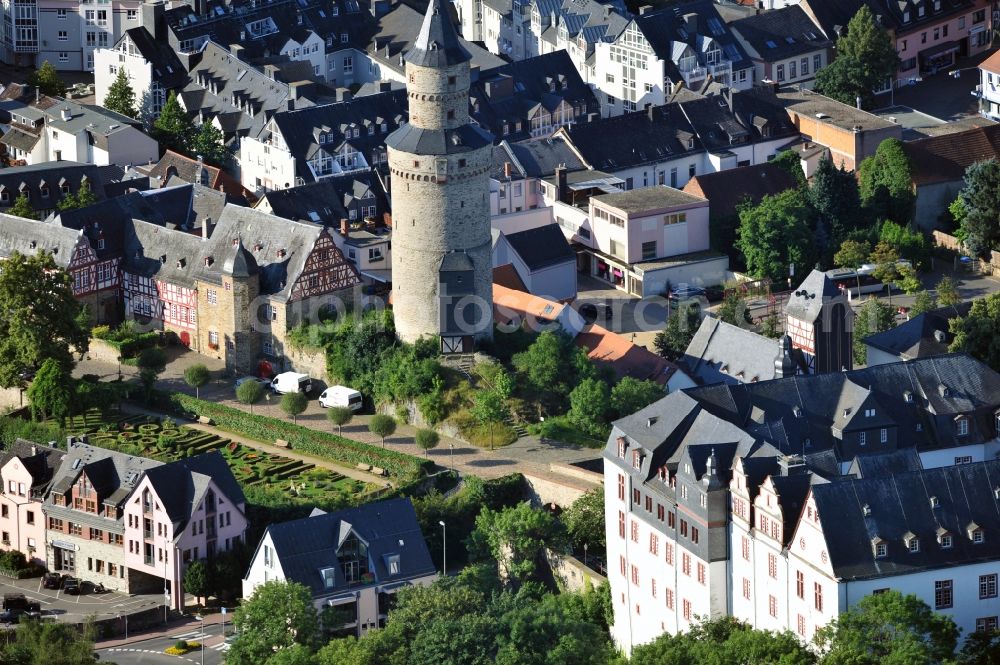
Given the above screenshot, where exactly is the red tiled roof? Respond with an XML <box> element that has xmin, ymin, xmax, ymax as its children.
<box><xmin>575</xmin><ymin>324</ymin><xmax>678</xmax><ymax>386</ymax></box>
<box><xmin>903</xmin><ymin>124</ymin><xmax>1000</xmax><ymax>186</ymax></box>
<box><xmin>683</xmin><ymin>162</ymin><xmax>798</xmax><ymax>219</ymax></box>
<box><xmin>492</xmin><ymin>263</ymin><xmax>527</xmax><ymax>293</ymax></box>
<box><xmin>981</xmin><ymin>50</ymin><xmax>1000</xmax><ymax>75</ymax></box>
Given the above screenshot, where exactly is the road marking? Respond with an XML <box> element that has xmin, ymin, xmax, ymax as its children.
<box><xmin>212</xmin><ymin>643</ymin><xmax>230</xmax><ymax>651</ymax></box>
<box><xmin>170</xmin><ymin>630</ymin><xmax>207</xmax><ymax>640</ymax></box>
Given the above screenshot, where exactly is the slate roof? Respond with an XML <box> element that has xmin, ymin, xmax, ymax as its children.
<box><xmin>144</xmin><ymin>451</ymin><xmax>246</xmax><ymax>534</ymax></box>
<box><xmin>492</xmin><ymin>137</ymin><xmax>587</xmax><ymax>179</ymax></box>
<box><xmin>407</xmin><ymin>0</ymin><xmax>470</xmax><ymax>67</ymax></box>
<box><xmin>262</xmin><ymin>498</ymin><xmax>436</xmax><ymax>598</ymax></box>
<box><xmin>902</xmin><ymin>124</ymin><xmax>1000</xmax><ymax>186</ymax></box>
<box><xmin>528</xmin><ymin>0</ymin><xmax>629</xmax><ymax>56</ymax></box>
<box><xmin>730</xmin><ymin>6</ymin><xmax>831</xmax><ymax>61</ymax></box>
<box><xmin>865</xmin><ymin>302</ymin><xmax>973</xmax><ymax>361</ymax></box>
<box><xmin>800</xmin><ymin>0</ymin><xmax>974</xmax><ymax>40</ymax></box>
<box><xmin>811</xmin><ymin>460</ymin><xmax>1000</xmax><ymax>581</ymax></box>
<box><xmin>784</xmin><ymin>269</ymin><xmax>844</xmax><ymax>322</ymax></box>
<box><xmin>146</xmin><ymin>150</ymin><xmax>249</xmax><ymax>200</ymax></box>
<box><xmin>846</xmin><ymin>447</ymin><xmax>922</xmax><ymax>478</ymax></box>
<box><xmin>682</xmin><ymin>317</ymin><xmax>781</xmax><ymax>386</ymax></box>
<box><xmin>0</xmin><ymin>440</ymin><xmax>63</xmax><ymax>497</ymax></box>
<box><xmin>257</xmin><ymin>172</ymin><xmax>388</xmax><ymax>226</ymax></box>
<box><xmin>386</xmin><ymin>119</ymin><xmax>493</xmax><ymax>155</ymax></box>
<box><xmin>682</xmin><ymin>161</ymin><xmax>798</xmax><ymax>220</ymax></box>
<box><xmin>48</xmin><ymin>442</ymin><xmax>163</xmax><ymax>510</ymax></box>
<box><xmin>0</xmin><ymin>214</ymin><xmax>86</xmax><ymax>268</ymax></box>
<box><xmin>0</xmin><ymin>161</ymin><xmax>135</xmax><ymax>214</ymax></box>
<box><xmin>122</xmin><ymin>27</ymin><xmax>186</xmax><ymax>90</ymax></box>
<box><xmin>266</xmin><ymin>90</ymin><xmax>408</xmax><ymax>184</ymax></box>
<box><xmin>503</xmin><ymin>224</ymin><xmax>575</xmax><ymax>271</ymax></box>
<box><xmin>368</xmin><ymin>2</ymin><xmax>505</xmax><ymax>78</ymax></box>
<box><xmin>469</xmin><ymin>51</ymin><xmax>600</xmax><ymax>143</ymax></box>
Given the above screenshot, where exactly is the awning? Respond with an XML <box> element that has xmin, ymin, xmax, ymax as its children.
<box><xmin>920</xmin><ymin>41</ymin><xmax>959</xmax><ymax>60</ymax></box>
<box><xmin>377</xmin><ymin>581</ymin><xmax>410</xmax><ymax>593</ymax></box>
<box><xmin>51</xmin><ymin>540</ymin><xmax>77</xmax><ymax>551</ymax></box>
<box><xmin>361</xmin><ymin>269</ymin><xmax>392</xmax><ymax>283</ymax></box>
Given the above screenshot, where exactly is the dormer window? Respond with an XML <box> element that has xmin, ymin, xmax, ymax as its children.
<box><xmin>862</xmin><ymin>503</ymin><xmax>871</xmax><ymax>516</ymax></box>
<box><xmin>938</xmin><ymin>527</ymin><xmax>953</xmax><ymax>548</ymax></box>
<box><xmin>957</xmin><ymin>417</ymin><xmax>969</xmax><ymax>436</ymax></box>
<box><xmin>793</xmin><ymin>406</ymin><xmax>803</xmax><ymax>418</ymax></box>
<box><xmin>969</xmin><ymin>523</ymin><xmax>985</xmax><ymax>544</ymax></box>
<box><xmin>904</xmin><ymin>390</ymin><xmax>914</xmax><ymax>403</ymax></box>
<box><xmin>631</xmin><ymin>450</ymin><xmax>641</xmax><ymax>469</ymax></box>
<box><xmin>918</xmin><ymin>5</ymin><xmax>924</xmax><ymax>16</ymax></box>
<box><xmin>929</xmin><ymin>496</ymin><xmax>939</xmax><ymax>508</ymax></box>
<box><xmin>872</xmin><ymin>538</ymin><xmax>887</xmax><ymax>558</ymax></box>
<box><xmin>865</xmin><ymin>408</ymin><xmax>875</xmax><ymax>417</ymax></box>
<box><xmin>616</xmin><ymin>437</ymin><xmax>627</xmax><ymax>459</ymax></box>
<box><xmin>905</xmin><ymin>533</ymin><xmax>920</xmax><ymax>553</ymax></box>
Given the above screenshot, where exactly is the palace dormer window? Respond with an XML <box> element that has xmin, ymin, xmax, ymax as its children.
<box><xmin>969</xmin><ymin>523</ymin><xmax>985</xmax><ymax>544</ymax></box>
<box><xmin>631</xmin><ymin>450</ymin><xmax>641</xmax><ymax>469</ymax></box>
<box><xmin>616</xmin><ymin>437</ymin><xmax>627</xmax><ymax>459</ymax></box>
<box><xmin>904</xmin><ymin>532</ymin><xmax>920</xmax><ymax>553</ymax></box>
<box><xmin>872</xmin><ymin>537</ymin><xmax>887</xmax><ymax>558</ymax></box>
<box><xmin>957</xmin><ymin>417</ymin><xmax>969</xmax><ymax>436</ymax></box>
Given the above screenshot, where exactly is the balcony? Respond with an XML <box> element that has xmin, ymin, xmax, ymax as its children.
<box><xmin>144</xmin><ymin>555</ymin><xmax>154</xmax><ymax>566</ymax></box>
<box><xmin>143</xmin><ymin>528</ymin><xmax>153</xmax><ymax>540</ymax></box>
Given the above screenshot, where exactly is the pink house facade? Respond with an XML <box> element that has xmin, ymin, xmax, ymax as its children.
<box><xmin>0</xmin><ymin>441</ymin><xmax>61</xmax><ymax>567</ymax></box>
<box><xmin>123</xmin><ymin>460</ymin><xmax>248</xmax><ymax>611</ymax></box>
<box><xmin>893</xmin><ymin>0</ymin><xmax>992</xmax><ymax>83</ymax></box>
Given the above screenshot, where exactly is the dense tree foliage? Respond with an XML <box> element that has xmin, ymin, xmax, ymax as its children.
<box><xmin>280</xmin><ymin>391</ymin><xmax>309</xmax><ymax>424</ymax></box>
<box><xmin>236</xmin><ymin>379</ymin><xmax>265</xmax><ymax>414</ymax></box>
<box><xmin>809</xmin><ymin>156</ymin><xmax>864</xmax><ymax>257</ymax></box>
<box><xmin>8</xmin><ymin>193</ymin><xmax>38</xmax><ymax>220</ymax></box>
<box><xmin>654</xmin><ymin>303</ymin><xmax>701</xmax><ymax>361</ymax></box>
<box><xmin>57</xmin><ymin>182</ymin><xmax>98</xmax><ymax>212</ymax></box>
<box><xmin>834</xmin><ymin>239</ymin><xmax>871</xmax><ymax>270</ymax></box>
<box><xmin>609</xmin><ymin>377</ymin><xmax>664</xmax><ymax>417</ymax></box>
<box><xmin>103</xmin><ymin>68</ymin><xmax>138</xmax><ymax>118</ymax></box>
<box><xmin>189</xmin><ymin>121</ymin><xmax>230</xmax><ymax>167</ymax></box>
<box><xmin>0</xmin><ymin>619</ymin><xmax>98</xmax><ymax>665</ymax></box>
<box><xmin>153</xmin><ymin>91</ymin><xmax>195</xmax><ymax>154</ymax></box>
<box><xmin>858</xmin><ymin>139</ymin><xmax>914</xmax><ymax>224</ymax></box>
<box><xmin>512</xmin><ymin>330</ymin><xmax>597</xmax><ymax>409</ymax></box>
<box><xmin>26</xmin><ymin>358</ymin><xmax>73</xmax><ymax>423</ymax></box>
<box><xmin>228</xmin><ymin>580</ymin><xmax>318</xmax><ymax>665</ymax></box>
<box><xmin>853</xmin><ymin>297</ymin><xmax>896</xmax><ymax>365</ymax></box>
<box><xmin>326</xmin><ymin>406</ymin><xmax>353</xmax><ymax>434</ymax></box>
<box><xmin>468</xmin><ymin>501</ymin><xmax>567</xmax><ymax>589</ymax></box>
<box><xmin>0</xmin><ymin>251</ymin><xmax>89</xmax><ymax>389</ymax></box>
<box><xmin>949</xmin><ymin>292</ymin><xmax>1000</xmax><ymax>371</ymax></box>
<box><xmin>368</xmin><ymin>413</ymin><xmax>396</xmax><ymax>446</ymax></box>
<box><xmin>736</xmin><ymin>189</ymin><xmax>817</xmax><ymax>283</ymax></box>
<box><xmin>567</xmin><ymin>378</ymin><xmax>611</xmax><ymax>438</ymax></box>
<box><xmin>183</xmin><ymin>363</ymin><xmax>211</xmax><ymax>399</ymax></box>
<box><xmin>936</xmin><ymin>275</ymin><xmax>962</xmax><ymax>308</ymax></box>
<box><xmin>814</xmin><ymin>5</ymin><xmax>900</xmax><ymax>109</ymax></box>
<box><xmin>956</xmin><ymin>158</ymin><xmax>1000</xmax><ymax>258</ymax></box>
<box><xmin>29</xmin><ymin>61</ymin><xmax>67</xmax><ymax>97</ymax></box>
<box><xmin>561</xmin><ymin>487</ymin><xmax>605</xmax><ymax>555</ymax></box>
<box><xmin>630</xmin><ymin>616</ymin><xmax>814</xmax><ymax>665</ymax></box>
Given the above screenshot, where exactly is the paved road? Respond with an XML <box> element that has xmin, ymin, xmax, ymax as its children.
<box><xmin>99</xmin><ymin>625</ymin><xmax>229</xmax><ymax>665</ymax></box>
<box><xmin>0</xmin><ymin>576</ymin><xmax>168</xmax><ymax>624</ymax></box>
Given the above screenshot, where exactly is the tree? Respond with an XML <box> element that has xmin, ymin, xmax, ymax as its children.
<box><xmin>183</xmin><ymin>559</ymin><xmax>210</xmax><ymax>605</ymax></box>
<box><xmin>957</xmin><ymin>628</ymin><xmax>1000</xmax><ymax>665</ymax></box>
<box><xmin>512</xmin><ymin>331</ymin><xmax>576</xmax><ymax>403</ymax></box>
<box><xmin>761</xmin><ymin>312</ymin><xmax>782</xmax><ymax>339</ymax></box>
<box><xmin>494</xmin><ymin>592</ymin><xmax>617</xmax><ymax>665</ymax></box>
<box><xmin>236</xmin><ymin>380</ymin><xmax>264</xmax><ymax>415</ymax></box>
<box><xmin>736</xmin><ymin>189</ymin><xmax>817</xmax><ymax>284</ymax></box>
<box><xmin>183</xmin><ymin>363</ymin><xmax>210</xmax><ymax>399</ymax></box>
<box><xmin>8</xmin><ymin>192</ymin><xmax>37</xmax><ymax>220</ymax></box>
<box><xmin>326</xmin><ymin>405</ymin><xmax>353</xmax><ymax>435</ymax></box>
<box><xmin>0</xmin><ymin>618</ymin><xmax>99</xmax><ymax>665</ymax></box>
<box><xmin>936</xmin><ymin>275</ymin><xmax>961</xmax><ymax>308</ymax></box>
<box><xmin>654</xmin><ymin>303</ymin><xmax>701</xmax><ymax>361</ymax></box>
<box><xmin>910</xmin><ymin>290</ymin><xmax>936</xmax><ymax>316</ymax></box>
<box><xmin>28</xmin><ymin>60</ymin><xmax>66</xmax><ymax>97</ymax></box>
<box><xmin>57</xmin><ymin>182</ymin><xmax>98</xmax><ymax>212</ymax></box>
<box><xmin>610</xmin><ymin>377</ymin><xmax>663</xmax><ymax>418</ymax></box>
<box><xmin>561</xmin><ymin>487</ymin><xmax>605</xmax><ymax>554</ymax></box>
<box><xmin>280</xmin><ymin>392</ymin><xmax>308</xmax><ymax>424</ymax></box>
<box><xmin>630</xmin><ymin>616</ymin><xmax>815</xmax><ymax>665</ymax></box>
<box><xmin>470</xmin><ymin>389</ymin><xmax>508</xmax><ymax>450</ymax></box>
<box><xmin>870</xmin><ymin>241</ymin><xmax>901</xmax><ymax>289</ymax></box>
<box><xmin>103</xmin><ymin>68</ymin><xmax>138</xmax><ymax>118</ymax></box>
<box><xmin>859</xmin><ymin>139</ymin><xmax>915</xmax><ymax>224</ymax></box>
<box><xmin>717</xmin><ymin>291</ymin><xmax>752</xmax><ymax>327</ymax></box>
<box><xmin>189</xmin><ymin>121</ymin><xmax>229</xmax><ymax>166</ymax></box>
<box><xmin>468</xmin><ymin>502</ymin><xmax>567</xmax><ymax>589</ymax></box>
<box><xmin>0</xmin><ymin>251</ymin><xmax>89</xmax><ymax>389</ymax></box>
<box><xmin>957</xmin><ymin>158</ymin><xmax>1000</xmax><ymax>258</ymax></box>
<box><xmin>153</xmin><ymin>91</ymin><xmax>194</xmax><ymax>154</ymax></box>
<box><xmin>228</xmin><ymin>580</ymin><xmax>318</xmax><ymax>665</ymax></box>
<box><xmin>835</xmin><ymin>239</ymin><xmax>872</xmax><ymax>270</ymax></box>
<box><xmin>369</xmin><ymin>413</ymin><xmax>396</xmax><ymax>448</ymax></box>
<box><xmin>810</xmin><ymin>155</ymin><xmax>864</xmax><ymax>253</ymax></box>
<box><xmin>770</xmin><ymin>149</ymin><xmax>806</xmax><ymax>187</ymax></box>
<box><xmin>26</xmin><ymin>359</ymin><xmax>73</xmax><ymax>423</ymax></box>
<box><xmin>135</xmin><ymin>346</ymin><xmax>166</xmax><ymax>402</ymax></box>
<box><xmin>853</xmin><ymin>297</ymin><xmax>896</xmax><ymax>365</ymax></box>
<box><xmin>814</xmin><ymin>5</ymin><xmax>900</xmax><ymax>109</ymax></box>
<box><xmin>895</xmin><ymin>263</ymin><xmax>923</xmax><ymax>295</ymax></box>
<box><xmin>815</xmin><ymin>590</ymin><xmax>958</xmax><ymax>664</ymax></box>
<box><xmin>415</xmin><ymin>428</ymin><xmax>440</xmax><ymax>456</ymax></box>
<box><xmin>567</xmin><ymin>378</ymin><xmax>610</xmax><ymax>438</ymax></box>
<box><xmin>949</xmin><ymin>293</ymin><xmax>1000</xmax><ymax>371</ymax></box>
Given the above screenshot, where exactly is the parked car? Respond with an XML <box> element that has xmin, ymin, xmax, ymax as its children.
<box><xmin>2</xmin><ymin>594</ymin><xmax>34</xmax><ymax>612</ymax></box>
<box><xmin>42</xmin><ymin>573</ymin><xmax>62</xmax><ymax>590</ymax></box>
<box><xmin>319</xmin><ymin>386</ymin><xmax>363</xmax><ymax>411</ymax></box>
<box><xmin>668</xmin><ymin>283</ymin><xmax>704</xmax><ymax>302</ymax></box>
<box><xmin>235</xmin><ymin>376</ymin><xmax>270</xmax><ymax>390</ymax></box>
<box><xmin>62</xmin><ymin>578</ymin><xmax>81</xmax><ymax>595</ymax></box>
<box><xmin>270</xmin><ymin>372</ymin><xmax>312</xmax><ymax>395</ymax></box>
<box><xmin>0</xmin><ymin>609</ymin><xmax>24</xmax><ymax>624</ymax></box>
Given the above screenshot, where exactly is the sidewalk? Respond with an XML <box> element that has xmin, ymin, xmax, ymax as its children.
<box><xmin>96</xmin><ymin>610</ymin><xmax>228</xmax><ymax>649</ymax></box>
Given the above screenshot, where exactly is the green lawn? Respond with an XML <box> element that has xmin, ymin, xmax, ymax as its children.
<box><xmin>59</xmin><ymin>410</ymin><xmax>373</xmax><ymax>505</ymax></box>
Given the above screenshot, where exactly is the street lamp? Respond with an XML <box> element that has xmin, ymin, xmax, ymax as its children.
<box><xmin>195</xmin><ymin>615</ymin><xmax>205</xmax><ymax>665</ymax></box>
<box><xmin>439</xmin><ymin>520</ymin><xmax>446</xmax><ymax>577</ymax></box>
<box><xmin>583</xmin><ymin>543</ymin><xmax>588</xmax><ymax>569</ymax></box>
<box><xmin>449</xmin><ymin>443</ymin><xmax>454</xmax><ymax>473</ymax></box>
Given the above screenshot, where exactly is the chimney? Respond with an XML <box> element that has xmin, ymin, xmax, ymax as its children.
<box><xmin>779</xmin><ymin>454</ymin><xmax>807</xmax><ymax>476</ymax></box>
<box><xmin>202</xmin><ymin>216</ymin><xmax>211</xmax><ymax>240</ymax></box>
<box><xmin>231</xmin><ymin>44</ymin><xmax>244</xmax><ymax>60</ymax></box>
<box><xmin>140</xmin><ymin>1</ymin><xmax>166</xmax><ymax>41</ymax></box>
<box><xmin>30</xmin><ymin>444</ymin><xmax>36</xmax><ymax>456</ymax></box>
<box><xmin>683</xmin><ymin>12</ymin><xmax>698</xmax><ymax>35</ymax></box>
<box><xmin>61</xmin><ymin>107</ymin><xmax>71</xmax><ymax>121</ymax></box>
<box><xmin>586</xmin><ymin>111</ymin><xmax>599</xmax><ymax>123</ymax></box>
<box><xmin>340</xmin><ymin>218</ymin><xmax>349</xmax><ymax>236</ymax></box>
<box><xmin>195</xmin><ymin>154</ymin><xmax>204</xmax><ymax>186</ymax></box>
<box><xmin>338</xmin><ymin>89</ymin><xmax>353</xmax><ymax>102</ymax></box>
<box><xmin>646</xmin><ymin>103</ymin><xmax>655</xmax><ymax>122</ymax></box>
<box><xmin>503</xmin><ymin>161</ymin><xmax>512</xmax><ymax>179</ymax></box>
<box><xmin>555</xmin><ymin>164</ymin><xmax>568</xmax><ymax>204</ymax></box>
<box><xmin>287</xmin><ymin>99</ymin><xmax>295</xmax><ymax>111</ymax></box>
<box><xmin>638</xmin><ymin>4</ymin><xmax>652</xmax><ymax>13</ymax></box>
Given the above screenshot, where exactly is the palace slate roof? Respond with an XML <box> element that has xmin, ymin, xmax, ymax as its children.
<box><xmin>492</xmin><ymin>137</ymin><xmax>587</xmax><ymax>179</ymax></box>
<box><xmin>407</xmin><ymin>0</ymin><xmax>470</xmax><ymax>68</ymax></box>
<box><xmin>682</xmin><ymin>317</ymin><xmax>782</xmax><ymax>386</ymax></box>
<box><xmin>865</xmin><ymin>302</ymin><xmax>973</xmax><ymax>361</ymax></box>
<box><xmin>262</xmin><ymin>497</ymin><xmax>436</xmax><ymax>598</ymax></box>
<box><xmin>731</xmin><ymin>6</ymin><xmax>831</xmax><ymax>61</ymax></box>
<box><xmin>784</xmin><ymin>269</ymin><xmax>844</xmax><ymax>322</ymax></box>
<box><xmin>0</xmin><ymin>161</ymin><xmax>141</xmax><ymax>215</ymax></box>
<box><xmin>122</xmin><ymin>27</ymin><xmax>187</xmax><ymax>90</ymax></box>
<box><xmin>258</xmin><ymin>172</ymin><xmax>388</xmax><ymax>226</ymax></box>
<box><xmin>0</xmin><ymin>440</ymin><xmax>64</xmax><ymax>496</ymax></box>
<box><xmin>0</xmin><ymin>214</ymin><xmax>87</xmax><ymax>268</ymax></box>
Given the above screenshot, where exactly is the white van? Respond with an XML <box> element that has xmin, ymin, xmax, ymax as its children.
<box><xmin>270</xmin><ymin>372</ymin><xmax>312</xmax><ymax>395</ymax></box>
<box><xmin>319</xmin><ymin>386</ymin><xmax>363</xmax><ymax>411</ymax></box>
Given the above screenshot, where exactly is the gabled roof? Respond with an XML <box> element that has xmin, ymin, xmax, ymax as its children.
<box><xmin>146</xmin><ymin>150</ymin><xmax>249</xmax><ymax>200</ymax></box>
<box><xmin>0</xmin><ymin>440</ymin><xmax>63</xmax><ymax>495</ymax></box>
<box><xmin>122</xmin><ymin>27</ymin><xmax>186</xmax><ymax>90</ymax></box>
<box><xmin>731</xmin><ymin>5</ymin><xmax>831</xmax><ymax>62</ymax></box>
<box><xmin>784</xmin><ymin>269</ymin><xmax>845</xmax><ymax>322</ymax></box>
<box><xmin>577</xmin><ymin>323</ymin><xmax>683</xmax><ymax>386</ymax></box>
<box><xmin>493</xmin><ymin>263</ymin><xmax>528</xmax><ymax>292</ymax></box>
<box><xmin>492</xmin><ymin>137</ymin><xmax>587</xmax><ymax>179</ymax></box>
<box><xmin>865</xmin><ymin>302</ymin><xmax>973</xmax><ymax>361</ymax></box>
<box><xmin>144</xmin><ymin>451</ymin><xmax>245</xmax><ymax>533</ymax></box>
<box><xmin>503</xmin><ymin>224</ymin><xmax>575</xmax><ymax>271</ymax></box>
<box><xmin>0</xmin><ymin>161</ymin><xmax>134</xmax><ymax>214</ymax></box>
<box><xmin>0</xmin><ymin>214</ymin><xmax>87</xmax><ymax>268</ymax></box>
<box><xmin>406</xmin><ymin>0</ymin><xmax>470</xmax><ymax>68</ymax></box>
<box><xmin>48</xmin><ymin>442</ymin><xmax>163</xmax><ymax>508</ymax></box>
<box><xmin>902</xmin><ymin>124</ymin><xmax>1000</xmax><ymax>186</ymax></box>
<box><xmin>811</xmin><ymin>460</ymin><xmax>1000</xmax><ymax>581</ymax></box>
<box><xmin>258</xmin><ymin>172</ymin><xmax>388</xmax><ymax>226</ymax></box>
<box><xmin>683</xmin><ymin>161</ymin><xmax>798</xmax><ymax>220</ymax></box>
<box><xmin>263</xmin><ymin>498</ymin><xmax>436</xmax><ymax>598</ymax></box>
<box><xmin>682</xmin><ymin>317</ymin><xmax>782</xmax><ymax>386</ymax></box>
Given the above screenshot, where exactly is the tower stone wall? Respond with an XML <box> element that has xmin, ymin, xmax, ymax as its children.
<box><xmin>386</xmin><ymin>0</ymin><xmax>494</xmax><ymax>347</ymax></box>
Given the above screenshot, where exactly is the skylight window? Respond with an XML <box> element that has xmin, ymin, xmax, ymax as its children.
<box><xmin>765</xmin><ymin>40</ymin><xmax>777</xmax><ymax>48</ymax></box>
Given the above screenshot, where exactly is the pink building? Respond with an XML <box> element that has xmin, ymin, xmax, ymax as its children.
<box><xmin>122</xmin><ymin>455</ymin><xmax>248</xmax><ymax>611</ymax></box>
<box><xmin>0</xmin><ymin>441</ymin><xmax>62</xmax><ymax>567</ymax></box>
<box><xmin>892</xmin><ymin>0</ymin><xmax>992</xmax><ymax>82</ymax></box>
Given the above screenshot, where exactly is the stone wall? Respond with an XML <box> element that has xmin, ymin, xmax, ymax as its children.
<box><xmin>284</xmin><ymin>345</ymin><xmax>330</xmax><ymax>384</ymax></box>
<box><xmin>546</xmin><ymin>548</ymin><xmax>607</xmax><ymax>594</ymax></box>
<box><xmin>523</xmin><ymin>473</ymin><xmax>594</xmax><ymax>509</ymax></box>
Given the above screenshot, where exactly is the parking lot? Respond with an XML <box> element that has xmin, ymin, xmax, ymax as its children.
<box><xmin>0</xmin><ymin>575</ymin><xmax>168</xmax><ymax>625</ymax></box>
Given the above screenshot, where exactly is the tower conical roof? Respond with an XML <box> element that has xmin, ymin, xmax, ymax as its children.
<box><xmin>406</xmin><ymin>0</ymin><xmax>471</xmax><ymax>68</ymax></box>
<box><xmin>223</xmin><ymin>238</ymin><xmax>258</xmax><ymax>278</ymax></box>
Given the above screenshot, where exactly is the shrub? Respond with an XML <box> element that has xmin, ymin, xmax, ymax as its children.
<box><xmin>167</xmin><ymin>394</ymin><xmax>430</xmax><ymax>478</ymax></box>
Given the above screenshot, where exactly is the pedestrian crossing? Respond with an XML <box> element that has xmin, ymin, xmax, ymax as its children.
<box><xmin>169</xmin><ymin>628</ymin><xmax>230</xmax><ymax>651</ymax></box>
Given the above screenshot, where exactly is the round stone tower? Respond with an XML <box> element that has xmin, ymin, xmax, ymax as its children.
<box><xmin>385</xmin><ymin>0</ymin><xmax>494</xmax><ymax>350</ymax></box>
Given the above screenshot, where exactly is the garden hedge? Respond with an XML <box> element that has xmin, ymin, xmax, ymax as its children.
<box><xmin>93</xmin><ymin>330</ymin><xmax>160</xmax><ymax>358</ymax></box>
<box><xmin>168</xmin><ymin>394</ymin><xmax>432</xmax><ymax>478</ymax></box>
